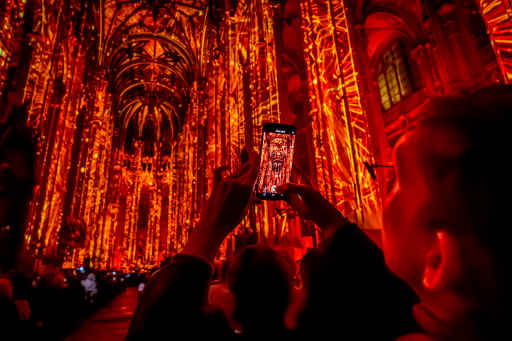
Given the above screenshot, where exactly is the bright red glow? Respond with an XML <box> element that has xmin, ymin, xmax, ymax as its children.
<box><xmin>0</xmin><ymin>0</ymin><xmax>502</xmax><ymax>271</ymax></box>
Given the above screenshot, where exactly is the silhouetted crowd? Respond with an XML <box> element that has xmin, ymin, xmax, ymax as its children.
<box><xmin>1</xmin><ymin>86</ymin><xmax>508</xmax><ymax>341</ymax></box>
<box><xmin>0</xmin><ymin>107</ymin><xmax>129</xmax><ymax>340</ymax></box>
<box><xmin>1</xmin><ymin>267</ymin><xmax>128</xmax><ymax>340</ymax></box>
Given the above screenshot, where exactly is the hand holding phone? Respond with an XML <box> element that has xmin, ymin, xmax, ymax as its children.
<box><xmin>254</xmin><ymin>123</ymin><xmax>296</xmax><ymax>200</ymax></box>
<box><xmin>277</xmin><ymin>183</ymin><xmax>349</xmax><ymax>230</ymax></box>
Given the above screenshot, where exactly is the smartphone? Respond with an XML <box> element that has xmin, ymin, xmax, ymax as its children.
<box><xmin>254</xmin><ymin>123</ymin><xmax>296</xmax><ymax>200</ymax></box>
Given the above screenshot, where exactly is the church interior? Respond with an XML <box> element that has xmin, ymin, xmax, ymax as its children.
<box><xmin>0</xmin><ymin>0</ymin><xmax>509</xmax><ymax>339</ymax></box>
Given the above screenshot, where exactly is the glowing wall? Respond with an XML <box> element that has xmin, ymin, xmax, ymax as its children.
<box><xmin>479</xmin><ymin>0</ymin><xmax>512</xmax><ymax>83</ymax></box>
<box><xmin>6</xmin><ymin>0</ymin><xmax>392</xmax><ymax>270</ymax></box>
<box><xmin>300</xmin><ymin>0</ymin><xmax>380</xmax><ymax>228</ymax></box>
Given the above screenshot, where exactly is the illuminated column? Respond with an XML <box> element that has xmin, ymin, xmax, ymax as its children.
<box><xmin>196</xmin><ymin>1</ymin><xmax>249</xmax><ymax>253</ymax></box>
<box><xmin>70</xmin><ymin>77</ymin><xmax>114</xmax><ymax>268</ymax></box>
<box><xmin>0</xmin><ymin>0</ymin><xmax>30</xmax><ymax>106</ymax></box>
<box><xmin>300</xmin><ymin>0</ymin><xmax>380</xmax><ymax>228</ymax></box>
<box><xmin>25</xmin><ymin>25</ymin><xmax>90</xmax><ymax>258</ymax></box>
<box><xmin>42</xmin><ymin>38</ymin><xmax>88</xmax><ymax>255</ymax></box>
<box><xmin>22</xmin><ymin>1</ymin><xmax>102</xmax><ymax>265</ymax></box>
<box><xmin>479</xmin><ymin>0</ymin><xmax>512</xmax><ymax>82</ymax></box>
<box><xmin>23</xmin><ymin>2</ymin><xmax>60</xmax><ymax>131</ymax></box>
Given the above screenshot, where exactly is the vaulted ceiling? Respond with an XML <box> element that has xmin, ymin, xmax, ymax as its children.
<box><xmin>97</xmin><ymin>0</ymin><xmax>207</xmax><ymax>155</ymax></box>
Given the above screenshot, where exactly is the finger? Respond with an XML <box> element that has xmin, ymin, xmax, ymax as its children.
<box><xmin>235</xmin><ymin>148</ymin><xmax>259</xmax><ymax>184</ymax></box>
<box><xmin>281</xmin><ymin>183</ymin><xmax>347</xmax><ymax>227</ymax></box>
<box><xmin>230</xmin><ymin>147</ymin><xmax>255</xmax><ymax>178</ymax></box>
<box><xmin>286</xmin><ymin>191</ymin><xmax>302</xmax><ymax>208</ymax></box>
<box><xmin>278</xmin><ymin>183</ymin><xmax>325</xmax><ymax>204</ymax></box>
<box><xmin>279</xmin><ymin>183</ymin><xmax>325</xmax><ymax>219</ymax></box>
<box><xmin>251</xmin><ymin>192</ymin><xmax>263</xmax><ymax>205</ymax></box>
<box><xmin>285</xmin><ymin>192</ymin><xmax>310</xmax><ymax>219</ymax></box>
<box><xmin>233</xmin><ymin>149</ymin><xmax>260</xmax><ymax>184</ymax></box>
<box><xmin>214</xmin><ymin>166</ymin><xmax>229</xmax><ymax>184</ymax></box>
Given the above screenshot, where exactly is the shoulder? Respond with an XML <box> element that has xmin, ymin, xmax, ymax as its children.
<box><xmin>323</xmin><ymin>222</ymin><xmax>384</xmax><ymax>268</ymax></box>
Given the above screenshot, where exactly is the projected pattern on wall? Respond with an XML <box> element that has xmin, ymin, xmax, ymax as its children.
<box><xmin>479</xmin><ymin>0</ymin><xmax>512</xmax><ymax>83</ymax></box>
<box><xmin>300</xmin><ymin>0</ymin><xmax>380</xmax><ymax>228</ymax></box>
<box><xmin>1</xmin><ymin>0</ymin><xmax>386</xmax><ymax>270</ymax></box>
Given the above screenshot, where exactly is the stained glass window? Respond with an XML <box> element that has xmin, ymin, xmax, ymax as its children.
<box><xmin>377</xmin><ymin>42</ymin><xmax>412</xmax><ymax>111</ymax></box>
<box><xmin>378</xmin><ymin>73</ymin><xmax>391</xmax><ymax>110</ymax></box>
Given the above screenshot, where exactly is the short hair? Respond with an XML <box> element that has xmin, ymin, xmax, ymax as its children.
<box><xmin>227</xmin><ymin>244</ymin><xmax>292</xmax><ymax>327</ymax></box>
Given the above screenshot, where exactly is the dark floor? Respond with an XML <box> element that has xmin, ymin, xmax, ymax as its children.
<box><xmin>65</xmin><ymin>287</ymin><xmax>138</xmax><ymax>341</ymax></box>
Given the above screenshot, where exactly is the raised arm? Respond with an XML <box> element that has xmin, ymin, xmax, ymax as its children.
<box><xmin>126</xmin><ymin>149</ymin><xmax>259</xmax><ymax>340</ymax></box>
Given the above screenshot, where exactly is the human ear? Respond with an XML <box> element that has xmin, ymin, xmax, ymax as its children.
<box><xmin>422</xmin><ymin>231</ymin><xmax>461</xmax><ymax>290</ymax></box>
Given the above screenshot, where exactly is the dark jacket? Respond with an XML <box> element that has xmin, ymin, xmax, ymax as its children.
<box><xmin>298</xmin><ymin>223</ymin><xmax>418</xmax><ymax>339</ymax></box>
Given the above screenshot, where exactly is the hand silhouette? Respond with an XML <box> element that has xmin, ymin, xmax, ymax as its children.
<box><xmin>183</xmin><ymin>148</ymin><xmax>259</xmax><ymax>260</ymax></box>
<box><xmin>278</xmin><ymin>183</ymin><xmax>349</xmax><ymax>230</ymax></box>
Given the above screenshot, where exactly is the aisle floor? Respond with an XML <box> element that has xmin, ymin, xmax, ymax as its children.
<box><xmin>65</xmin><ymin>287</ymin><xmax>138</xmax><ymax>341</ymax></box>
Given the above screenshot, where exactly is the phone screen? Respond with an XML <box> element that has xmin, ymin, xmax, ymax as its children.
<box><xmin>254</xmin><ymin>123</ymin><xmax>296</xmax><ymax>200</ymax></box>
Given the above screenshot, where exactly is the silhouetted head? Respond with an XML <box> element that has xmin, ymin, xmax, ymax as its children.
<box><xmin>383</xmin><ymin>85</ymin><xmax>509</xmax><ymax>338</ymax></box>
<box><xmin>0</xmin><ymin>105</ymin><xmax>36</xmax><ymax>273</ymax></box>
<box><xmin>228</xmin><ymin>244</ymin><xmax>292</xmax><ymax>334</ymax></box>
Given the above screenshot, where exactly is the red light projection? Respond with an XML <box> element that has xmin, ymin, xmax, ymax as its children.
<box><xmin>6</xmin><ymin>0</ymin><xmax>500</xmax><ymax>270</ymax></box>
<box><xmin>300</xmin><ymin>0</ymin><xmax>380</xmax><ymax>228</ymax></box>
<box><xmin>13</xmin><ymin>0</ymin><xmax>290</xmax><ymax>270</ymax></box>
<box><xmin>479</xmin><ymin>0</ymin><xmax>512</xmax><ymax>83</ymax></box>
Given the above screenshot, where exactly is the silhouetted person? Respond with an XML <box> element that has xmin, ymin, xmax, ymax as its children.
<box><xmin>127</xmin><ymin>149</ymin><xmax>259</xmax><ymax>340</ymax></box>
<box><xmin>0</xmin><ymin>105</ymin><xmax>36</xmax><ymax>274</ymax></box>
<box><xmin>235</xmin><ymin>226</ymin><xmax>257</xmax><ymax>253</ymax></box>
<box><xmin>279</xmin><ymin>183</ymin><xmax>418</xmax><ymax>340</ymax></box>
<box><xmin>208</xmin><ymin>260</ymin><xmax>235</xmax><ymax>329</ymax></box>
<box><xmin>380</xmin><ymin>87</ymin><xmax>508</xmax><ymax>340</ymax></box>
<box><xmin>227</xmin><ymin>245</ymin><xmax>292</xmax><ymax>336</ymax></box>
<box><xmin>0</xmin><ymin>104</ymin><xmax>36</xmax><ymax>337</ymax></box>
<box><xmin>128</xmin><ymin>85</ymin><xmax>508</xmax><ymax>341</ymax></box>
<box><xmin>280</xmin><ymin>85</ymin><xmax>510</xmax><ymax>340</ymax></box>
<box><xmin>283</xmin><ymin>248</ymin><xmax>321</xmax><ymax>330</ymax></box>
<box><xmin>127</xmin><ymin>148</ymin><xmax>416</xmax><ymax>340</ymax></box>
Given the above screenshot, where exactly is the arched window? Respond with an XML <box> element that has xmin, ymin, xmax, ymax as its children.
<box><xmin>376</xmin><ymin>42</ymin><xmax>413</xmax><ymax>111</ymax></box>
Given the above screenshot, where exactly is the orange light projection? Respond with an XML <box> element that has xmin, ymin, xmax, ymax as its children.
<box><xmin>300</xmin><ymin>0</ymin><xmax>380</xmax><ymax>228</ymax></box>
<box><xmin>20</xmin><ymin>0</ymin><xmax>288</xmax><ymax>270</ymax></box>
<box><xmin>479</xmin><ymin>0</ymin><xmax>512</xmax><ymax>83</ymax></box>
<box><xmin>0</xmin><ymin>0</ymin><xmax>26</xmax><ymax>93</ymax></box>
<box><xmin>16</xmin><ymin>0</ymin><xmax>382</xmax><ymax>271</ymax></box>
